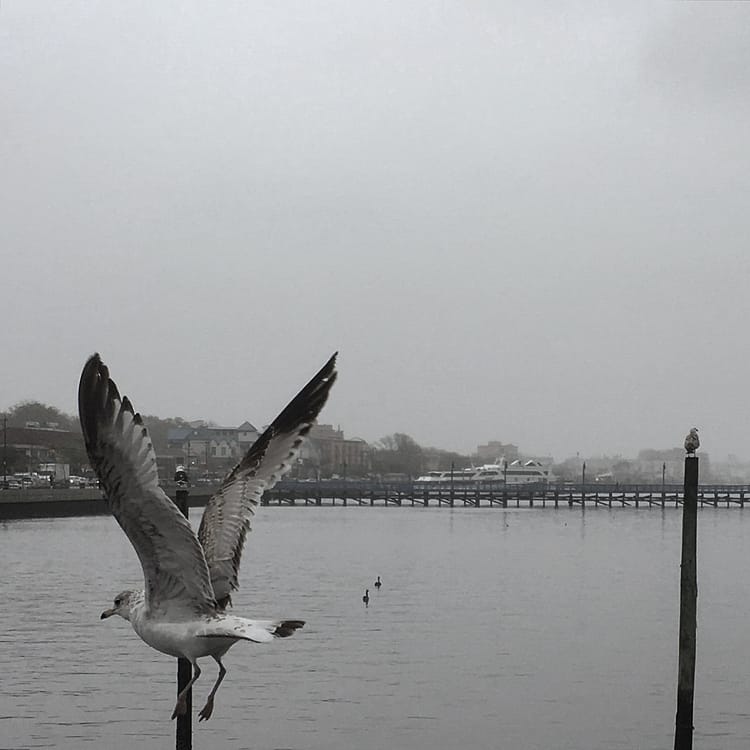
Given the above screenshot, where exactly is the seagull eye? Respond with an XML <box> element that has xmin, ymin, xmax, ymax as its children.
<box><xmin>114</xmin><ymin>598</ymin><xmax>122</xmax><ymax>606</ymax></box>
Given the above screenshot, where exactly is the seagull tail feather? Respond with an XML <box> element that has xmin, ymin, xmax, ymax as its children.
<box><xmin>273</xmin><ymin>619</ymin><xmax>305</xmax><ymax>638</ymax></box>
<box><xmin>197</xmin><ymin>616</ymin><xmax>305</xmax><ymax>644</ymax></box>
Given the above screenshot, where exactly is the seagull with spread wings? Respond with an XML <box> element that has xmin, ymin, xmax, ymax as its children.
<box><xmin>79</xmin><ymin>352</ymin><xmax>337</xmax><ymax>721</ymax></box>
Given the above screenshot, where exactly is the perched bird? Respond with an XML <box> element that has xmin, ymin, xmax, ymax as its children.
<box><xmin>684</xmin><ymin>427</ymin><xmax>700</xmax><ymax>456</ymax></box>
<box><xmin>374</xmin><ymin>576</ymin><xmax>382</xmax><ymax>589</ymax></box>
<box><xmin>79</xmin><ymin>352</ymin><xmax>337</xmax><ymax>721</ymax></box>
<box><xmin>362</xmin><ymin>589</ymin><xmax>370</xmax><ymax>607</ymax></box>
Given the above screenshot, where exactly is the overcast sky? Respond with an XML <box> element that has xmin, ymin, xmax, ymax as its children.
<box><xmin>2</xmin><ymin>2</ymin><xmax>749</xmax><ymax>462</ymax></box>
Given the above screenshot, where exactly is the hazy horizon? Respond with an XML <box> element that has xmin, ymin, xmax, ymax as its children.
<box><xmin>3</xmin><ymin>2</ymin><xmax>749</xmax><ymax>461</ymax></box>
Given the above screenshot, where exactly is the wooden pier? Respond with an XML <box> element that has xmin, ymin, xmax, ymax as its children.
<box><xmin>2</xmin><ymin>481</ymin><xmax>750</xmax><ymax>520</ymax></box>
<box><xmin>261</xmin><ymin>480</ymin><xmax>750</xmax><ymax>510</ymax></box>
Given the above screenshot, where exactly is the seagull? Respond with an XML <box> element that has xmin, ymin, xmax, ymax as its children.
<box><xmin>374</xmin><ymin>576</ymin><xmax>382</xmax><ymax>589</ymax></box>
<box><xmin>79</xmin><ymin>352</ymin><xmax>337</xmax><ymax>721</ymax></box>
<box><xmin>362</xmin><ymin>589</ymin><xmax>369</xmax><ymax>607</ymax></box>
<box><xmin>684</xmin><ymin>427</ymin><xmax>700</xmax><ymax>456</ymax></box>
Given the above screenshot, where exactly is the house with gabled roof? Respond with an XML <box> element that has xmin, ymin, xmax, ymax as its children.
<box><xmin>165</xmin><ymin>421</ymin><xmax>262</xmax><ymax>475</ymax></box>
<box><xmin>237</xmin><ymin>421</ymin><xmax>260</xmax><ymax>447</ymax></box>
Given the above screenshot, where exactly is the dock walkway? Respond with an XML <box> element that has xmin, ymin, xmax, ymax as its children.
<box><xmin>265</xmin><ymin>481</ymin><xmax>750</xmax><ymax>509</ymax></box>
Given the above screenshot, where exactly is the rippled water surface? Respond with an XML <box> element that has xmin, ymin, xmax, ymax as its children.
<box><xmin>2</xmin><ymin>507</ymin><xmax>750</xmax><ymax>749</ymax></box>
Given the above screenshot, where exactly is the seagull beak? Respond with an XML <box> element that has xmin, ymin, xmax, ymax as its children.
<box><xmin>101</xmin><ymin>608</ymin><xmax>115</xmax><ymax>619</ymax></box>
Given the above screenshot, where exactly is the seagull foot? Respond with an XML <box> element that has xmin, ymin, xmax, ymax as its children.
<box><xmin>198</xmin><ymin>697</ymin><xmax>214</xmax><ymax>722</ymax></box>
<box><xmin>171</xmin><ymin>696</ymin><xmax>188</xmax><ymax>720</ymax></box>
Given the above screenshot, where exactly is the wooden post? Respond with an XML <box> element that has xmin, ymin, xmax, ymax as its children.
<box><xmin>581</xmin><ymin>461</ymin><xmax>586</xmax><ymax>507</ymax></box>
<box><xmin>674</xmin><ymin>456</ymin><xmax>699</xmax><ymax>750</ymax></box>
<box><xmin>175</xmin><ymin>487</ymin><xmax>192</xmax><ymax>750</ymax></box>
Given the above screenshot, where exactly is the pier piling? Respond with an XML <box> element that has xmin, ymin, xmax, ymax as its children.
<box><xmin>674</xmin><ymin>456</ymin><xmax>698</xmax><ymax>750</ymax></box>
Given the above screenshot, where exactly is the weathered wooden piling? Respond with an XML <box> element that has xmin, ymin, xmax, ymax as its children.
<box><xmin>175</xmin><ymin>487</ymin><xmax>192</xmax><ymax>750</ymax></box>
<box><xmin>674</xmin><ymin>456</ymin><xmax>698</xmax><ymax>750</ymax></box>
<box><xmin>449</xmin><ymin>462</ymin><xmax>455</xmax><ymax>507</ymax></box>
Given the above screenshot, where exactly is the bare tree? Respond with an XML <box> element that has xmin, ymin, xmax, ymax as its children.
<box><xmin>371</xmin><ymin>433</ymin><xmax>424</xmax><ymax>477</ymax></box>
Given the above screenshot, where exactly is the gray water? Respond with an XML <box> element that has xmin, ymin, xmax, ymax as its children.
<box><xmin>1</xmin><ymin>507</ymin><xmax>749</xmax><ymax>750</ymax></box>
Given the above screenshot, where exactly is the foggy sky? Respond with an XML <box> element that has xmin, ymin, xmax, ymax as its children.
<box><xmin>2</xmin><ymin>2</ymin><xmax>750</xmax><ymax>462</ymax></box>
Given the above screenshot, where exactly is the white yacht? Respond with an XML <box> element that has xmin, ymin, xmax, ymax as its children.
<box><xmin>414</xmin><ymin>468</ymin><xmax>477</xmax><ymax>483</ymax></box>
<box><xmin>472</xmin><ymin>459</ymin><xmax>551</xmax><ymax>485</ymax></box>
<box><xmin>415</xmin><ymin>459</ymin><xmax>552</xmax><ymax>485</ymax></box>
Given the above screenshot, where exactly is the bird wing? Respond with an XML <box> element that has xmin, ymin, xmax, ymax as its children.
<box><xmin>198</xmin><ymin>353</ymin><xmax>338</xmax><ymax>606</ymax></box>
<box><xmin>78</xmin><ymin>354</ymin><xmax>217</xmax><ymax>617</ymax></box>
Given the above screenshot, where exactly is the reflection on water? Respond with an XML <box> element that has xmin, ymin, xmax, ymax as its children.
<box><xmin>1</xmin><ymin>507</ymin><xmax>749</xmax><ymax>750</ymax></box>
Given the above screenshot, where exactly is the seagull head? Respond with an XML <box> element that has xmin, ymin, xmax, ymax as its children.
<box><xmin>101</xmin><ymin>589</ymin><xmax>139</xmax><ymax>621</ymax></box>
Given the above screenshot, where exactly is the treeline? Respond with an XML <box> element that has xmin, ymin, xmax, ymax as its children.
<box><xmin>370</xmin><ymin>432</ymin><xmax>472</xmax><ymax>477</ymax></box>
<box><xmin>5</xmin><ymin>402</ymin><xmax>80</xmax><ymax>432</ymax></box>
<box><xmin>4</xmin><ymin>401</ymin><xmax>196</xmax><ymax>453</ymax></box>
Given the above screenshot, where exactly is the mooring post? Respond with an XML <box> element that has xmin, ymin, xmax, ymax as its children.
<box><xmin>175</xmin><ymin>483</ymin><xmax>192</xmax><ymax>750</ymax></box>
<box><xmin>674</xmin><ymin>455</ymin><xmax>699</xmax><ymax>750</ymax></box>
<box><xmin>449</xmin><ymin>462</ymin><xmax>455</xmax><ymax>507</ymax></box>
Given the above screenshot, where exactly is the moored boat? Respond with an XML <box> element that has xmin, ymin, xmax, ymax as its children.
<box><xmin>415</xmin><ymin>459</ymin><xmax>552</xmax><ymax>485</ymax></box>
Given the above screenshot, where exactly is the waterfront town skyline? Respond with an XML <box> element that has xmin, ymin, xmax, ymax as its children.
<box><xmin>5</xmin><ymin>399</ymin><xmax>750</xmax><ymax>484</ymax></box>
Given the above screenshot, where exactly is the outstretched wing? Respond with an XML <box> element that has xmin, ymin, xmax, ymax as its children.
<box><xmin>79</xmin><ymin>354</ymin><xmax>217</xmax><ymax>616</ymax></box>
<box><xmin>198</xmin><ymin>353</ymin><xmax>338</xmax><ymax>607</ymax></box>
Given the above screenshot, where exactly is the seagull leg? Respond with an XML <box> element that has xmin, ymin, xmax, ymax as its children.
<box><xmin>172</xmin><ymin>662</ymin><xmax>201</xmax><ymax>720</ymax></box>
<box><xmin>198</xmin><ymin>656</ymin><xmax>227</xmax><ymax>722</ymax></box>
